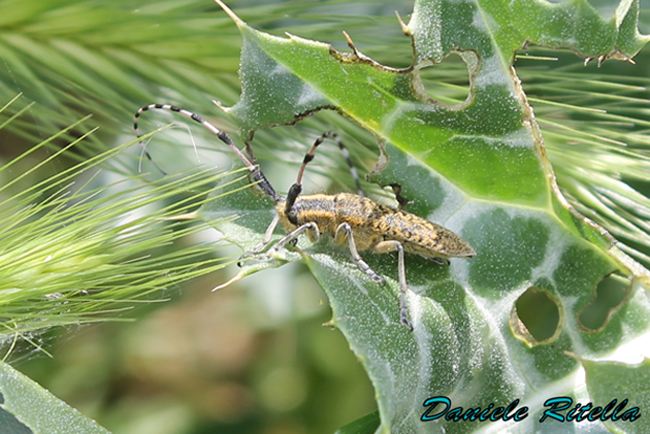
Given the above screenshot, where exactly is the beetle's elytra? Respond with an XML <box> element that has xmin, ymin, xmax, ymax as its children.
<box><xmin>135</xmin><ymin>104</ymin><xmax>475</xmax><ymax>331</ymax></box>
<box><xmin>278</xmin><ymin>192</ymin><xmax>475</xmax><ymax>258</ymax></box>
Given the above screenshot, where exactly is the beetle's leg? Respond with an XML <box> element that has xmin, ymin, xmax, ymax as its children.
<box><xmin>262</xmin><ymin>222</ymin><xmax>320</xmax><ymax>258</ymax></box>
<box><xmin>253</xmin><ymin>214</ymin><xmax>281</xmax><ymax>252</ymax></box>
<box><xmin>429</xmin><ymin>256</ymin><xmax>450</xmax><ymax>266</ymax></box>
<box><xmin>373</xmin><ymin>240</ymin><xmax>413</xmax><ymax>331</ymax></box>
<box><xmin>334</xmin><ymin>223</ymin><xmax>386</xmax><ymax>286</ymax></box>
<box><xmin>388</xmin><ymin>183</ymin><xmax>410</xmax><ymax>210</ymax></box>
<box><xmin>244</xmin><ymin>141</ymin><xmax>258</xmax><ymax>165</ymax></box>
<box><xmin>238</xmin><ymin>214</ymin><xmax>280</xmax><ymax>266</ymax></box>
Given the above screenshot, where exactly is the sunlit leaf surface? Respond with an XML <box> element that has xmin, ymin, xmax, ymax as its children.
<box><xmin>200</xmin><ymin>0</ymin><xmax>650</xmax><ymax>432</ymax></box>
<box><xmin>0</xmin><ymin>360</ymin><xmax>109</xmax><ymax>434</ymax></box>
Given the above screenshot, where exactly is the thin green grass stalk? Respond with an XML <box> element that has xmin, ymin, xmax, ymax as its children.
<box><xmin>0</xmin><ymin>97</ymin><xmax>249</xmax><ymax>352</ymax></box>
<box><xmin>1</xmin><ymin>0</ymin><xmax>648</xmax><ymax>267</ymax></box>
<box><xmin>511</xmin><ymin>46</ymin><xmax>650</xmax><ymax>266</ymax></box>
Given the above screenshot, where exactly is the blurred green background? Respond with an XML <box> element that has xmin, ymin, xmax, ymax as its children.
<box><xmin>1</xmin><ymin>0</ymin><xmax>649</xmax><ymax>433</ymax></box>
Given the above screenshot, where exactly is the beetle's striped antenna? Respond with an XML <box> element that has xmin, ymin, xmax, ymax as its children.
<box><xmin>296</xmin><ymin>131</ymin><xmax>363</xmax><ymax>197</ymax></box>
<box><xmin>134</xmin><ymin>104</ymin><xmax>281</xmax><ymax>202</ymax></box>
<box><xmin>286</xmin><ymin>131</ymin><xmax>364</xmax><ymax>217</ymax></box>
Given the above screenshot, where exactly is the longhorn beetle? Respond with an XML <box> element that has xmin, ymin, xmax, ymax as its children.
<box><xmin>134</xmin><ymin>104</ymin><xmax>476</xmax><ymax>331</ymax></box>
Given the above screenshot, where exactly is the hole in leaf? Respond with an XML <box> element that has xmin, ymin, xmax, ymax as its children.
<box><xmin>414</xmin><ymin>53</ymin><xmax>471</xmax><ymax>106</ymax></box>
<box><xmin>579</xmin><ymin>273</ymin><xmax>630</xmax><ymax>332</ymax></box>
<box><xmin>511</xmin><ymin>286</ymin><xmax>561</xmax><ymax>346</ymax></box>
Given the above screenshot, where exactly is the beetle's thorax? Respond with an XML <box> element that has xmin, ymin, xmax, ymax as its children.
<box><xmin>277</xmin><ymin>193</ymin><xmax>338</xmax><ymax>234</ymax></box>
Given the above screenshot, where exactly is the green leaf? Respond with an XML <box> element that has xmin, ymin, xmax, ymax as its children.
<box><xmin>0</xmin><ymin>359</ymin><xmax>109</xmax><ymax>434</ymax></box>
<box><xmin>583</xmin><ymin>357</ymin><xmax>649</xmax><ymax>433</ymax></box>
<box><xmin>200</xmin><ymin>0</ymin><xmax>650</xmax><ymax>433</ymax></box>
<box><xmin>334</xmin><ymin>410</ymin><xmax>380</xmax><ymax>434</ymax></box>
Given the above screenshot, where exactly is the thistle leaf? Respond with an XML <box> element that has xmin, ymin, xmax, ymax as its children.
<box><xmin>200</xmin><ymin>1</ymin><xmax>650</xmax><ymax>432</ymax></box>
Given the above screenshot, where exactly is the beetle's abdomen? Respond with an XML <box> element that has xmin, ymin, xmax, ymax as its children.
<box><xmin>376</xmin><ymin>210</ymin><xmax>475</xmax><ymax>258</ymax></box>
<box><xmin>334</xmin><ymin>193</ymin><xmax>475</xmax><ymax>259</ymax></box>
